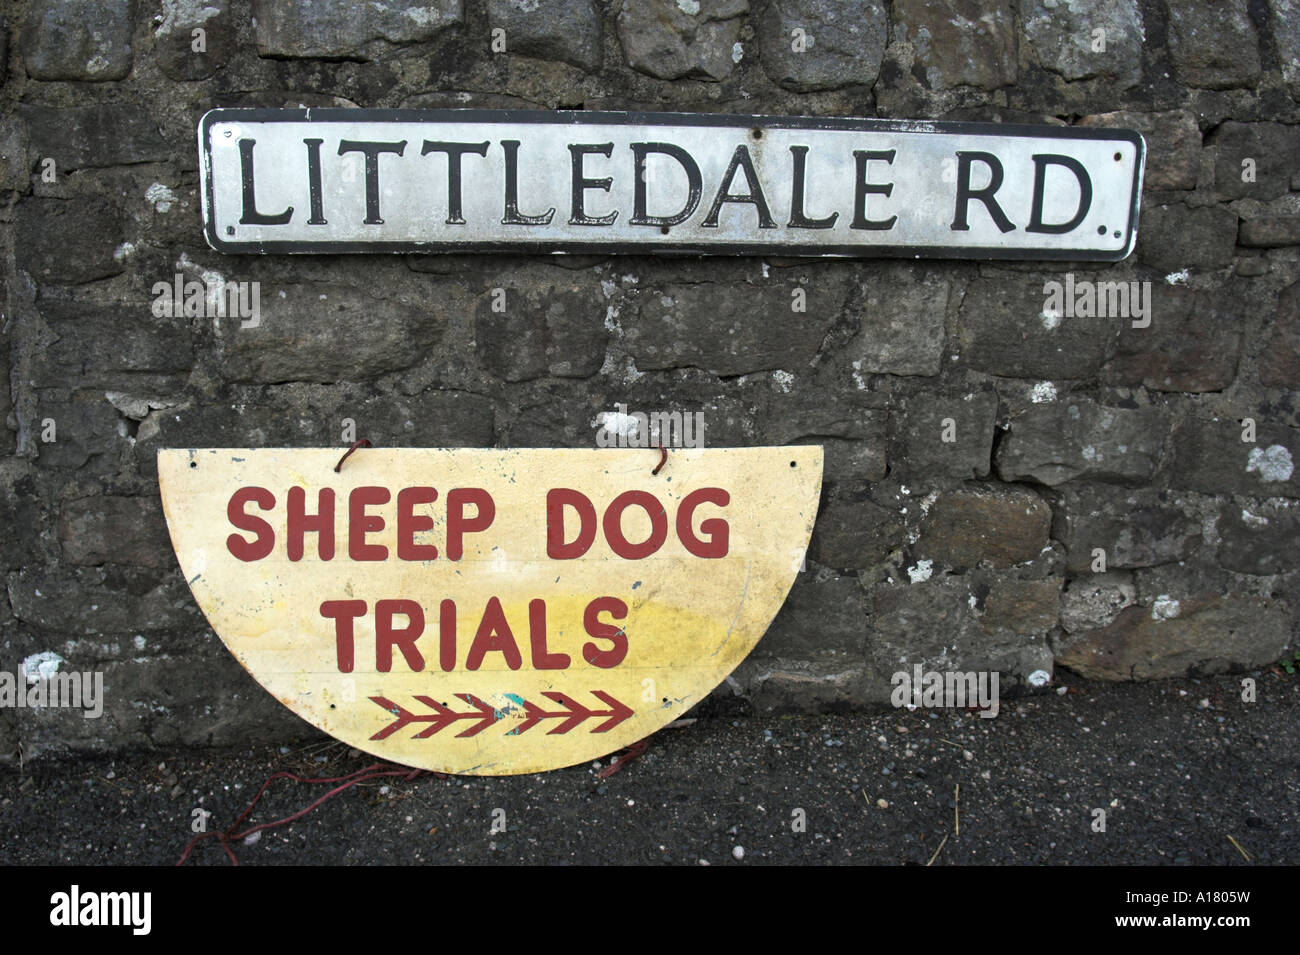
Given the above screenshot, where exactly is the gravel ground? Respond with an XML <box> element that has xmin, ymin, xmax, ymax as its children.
<box><xmin>2</xmin><ymin>669</ymin><xmax>1297</xmax><ymax>866</ymax></box>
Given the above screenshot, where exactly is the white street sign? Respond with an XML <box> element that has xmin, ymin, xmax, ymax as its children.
<box><xmin>200</xmin><ymin>109</ymin><xmax>1144</xmax><ymax>261</ymax></box>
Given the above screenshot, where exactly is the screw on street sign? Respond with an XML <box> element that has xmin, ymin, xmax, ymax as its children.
<box><xmin>158</xmin><ymin>447</ymin><xmax>822</xmax><ymax>774</ymax></box>
<box><xmin>200</xmin><ymin>108</ymin><xmax>1145</xmax><ymax>260</ymax></box>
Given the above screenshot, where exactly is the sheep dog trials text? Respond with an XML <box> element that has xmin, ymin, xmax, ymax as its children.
<box><xmin>224</xmin><ymin>484</ymin><xmax>731</xmax><ymax>673</ymax></box>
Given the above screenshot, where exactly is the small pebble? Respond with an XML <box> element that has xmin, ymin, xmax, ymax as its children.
<box><xmin>243</xmin><ymin>830</ymin><xmax>262</xmax><ymax>846</ymax></box>
<box><xmin>877</xmin><ymin>798</ymin><xmax>889</xmax><ymax>809</ymax></box>
<box><xmin>732</xmin><ymin>845</ymin><xmax>744</xmax><ymax>861</ymax></box>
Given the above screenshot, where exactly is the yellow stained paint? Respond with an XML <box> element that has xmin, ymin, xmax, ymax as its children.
<box><xmin>158</xmin><ymin>447</ymin><xmax>822</xmax><ymax>775</ymax></box>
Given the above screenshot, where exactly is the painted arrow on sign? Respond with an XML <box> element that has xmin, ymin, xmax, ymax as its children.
<box><xmin>369</xmin><ymin>693</ymin><xmax>499</xmax><ymax>740</ymax></box>
<box><xmin>512</xmin><ymin>691</ymin><xmax>634</xmax><ymax>735</ymax></box>
<box><xmin>368</xmin><ymin>691</ymin><xmax>635</xmax><ymax>740</ymax></box>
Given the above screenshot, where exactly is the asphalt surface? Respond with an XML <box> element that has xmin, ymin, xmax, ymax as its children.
<box><xmin>2</xmin><ymin>669</ymin><xmax>1297</xmax><ymax>866</ymax></box>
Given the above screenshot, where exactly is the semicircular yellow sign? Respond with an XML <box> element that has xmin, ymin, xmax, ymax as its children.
<box><xmin>158</xmin><ymin>447</ymin><xmax>822</xmax><ymax>775</ymax></box>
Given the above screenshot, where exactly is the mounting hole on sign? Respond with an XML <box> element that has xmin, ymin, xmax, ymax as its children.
<box><xmin>752</xmin><ymin>128</ymin><xmax>763</xmax><ymax>140</ymax></box>
<box><xmin>790</xmin><ymin>460</ymin><xmax>797</xmax><ymax>467</ymax></box>
<box><xmin>1114</xmin><ymin>152</ymin><xmax>1122</xmax><ymax>161</ymax></box>
<box><xmin>190</xmin><ymin>461</ymin><xmax>198</xmax><ymax>468</ymax></box>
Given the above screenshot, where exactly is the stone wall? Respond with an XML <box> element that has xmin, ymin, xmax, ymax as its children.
<box><xmin>1</xmin><ymin>0</ymin><xmax>1298</xmax><ymax>760</ymax></box>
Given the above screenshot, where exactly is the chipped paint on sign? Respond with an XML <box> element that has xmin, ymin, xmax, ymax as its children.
<box><xmin>158</xmin><ymin>447</ymin><xmax>822</xmax><ymax>775</ymax></box>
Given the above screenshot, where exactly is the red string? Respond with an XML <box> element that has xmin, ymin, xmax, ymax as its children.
<box><xmin>652</xmin><ymin>445</ymin><xmax>668</xmax><ymax>475</ymax></box>
<box><xmin>176</xmin><ymin>762</ymin><xmax>426</xmax><ymax>866</ymax></box>
<box><xmin>596</xmin><ymin>739</ymin><xmax>649</xmax><ymax>779</ymax></box>
<box><xmin>334</xmin><ymin>438</ymin><xmax>372</xmax><ymax>472</ymax></box>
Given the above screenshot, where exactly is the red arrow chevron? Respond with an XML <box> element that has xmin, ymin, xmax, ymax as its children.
<box><xmin>369</xmin><ymin>693</ymin><xmax>499</xmax><ymax>740</ymax></box>
<box><xmin>512</xmin><ymin>691</ymin><xmax>634</xmax><ymax>735</ymax></box>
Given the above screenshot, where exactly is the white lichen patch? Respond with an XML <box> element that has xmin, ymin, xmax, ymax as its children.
<box><xmin>1241</xmin><ymin>509</ymin><xmax>1269</xmax><ymax>528</ymax></box>
<box><xmin>1247</xmin><ymin>445</ymin><xmax>1294</xmax><ymax>483</ymax></box>
<box><xmin>146</xmin><ymin>182</ymin><xmax>177</xmax><ymax>213</ymax></box>
<box><xmin>1151</xmin><ymin>595</ymin><xmax>1181</xmax><ymax>621</ymax></box>
<box><xmin>155</xmin><ymin>1</ymin><xmax>222</xmax><ymax>37</ymax></box>
<box><xmin>1165</xmin><ymin>269</ymin><xmax>1190</xmax><ymax>285</ymax></box>
<box><xmin>1041</xmin><ymin>308</ymin><xmax>1062</xmax><ymax>331</ymax></box>
<box><xmin>22</xmin><ymin>650</ymin><xmax>65</xmax><ymax>682</ymax></box>
<box><xmin>771</xmin><ymin>370</ymin><xmax>794</xmax><ymax>393</ymax></box>
<box><xmin>1031</xmin><ymin>381</ymin><xmax>1057</xmax><ymax>403</ymax></box>
<box><xmin>1027</xmin><ymin>669</ymin><xmax>1051</xmax><ymax>687</ymax></box>
<box><xmin>677</xmin><ymin>0</ymin><xmax>701</xmax><ymax>14</ymax></box>
<box><xmin>907</xmin><ymin>559</ymin><xmax>934</xmax><ymax>584</ymax></box>
<box><xmin>731</xmin><ymin>42</ymin><xmax>744</xmax><ymax>63</ymax></box>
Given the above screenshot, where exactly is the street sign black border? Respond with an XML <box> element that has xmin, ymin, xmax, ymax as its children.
<box><xmin>199</xmin><ymin>108</ymin><xmax>1146</xmax><ymax>262</ymax></box>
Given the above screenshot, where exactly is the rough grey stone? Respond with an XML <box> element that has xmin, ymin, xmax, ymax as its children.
<box><xmin>16</xmin><ymin>197</ymin><xmax>125</xmax><ymax>285</ymax></box>
<box><xmin>737</xmin><ymin>658</ymin><xmax>873</xmax><ymax>711</ymax></box>
<box><xmin>134</xmin><ymin>386</ymin><xmax>494</xmax><ymax>479</ymax></box>
<box><xmin>1060</xmin><ymin>572</ymin><xmax>1137</xmax><ymax>633</ymax></box>
<box><xmin>1269</xmin><ymin>0</ymin><xmax>1300</xmax><ymax>98</ymax></box>
<box><xmin>7</xmin><ymin>565</ymin><xmax>203</xmax><ymax>635</ymax></box>
<box><xmin>0</xmin><ymin>116</ymin><xmax>28</xmax><ymax>193</ymax></box>
<box><xmin>958</xmin><ymin>272</ymin><xmax>1118</xmax><ymax>379</ymax></box>
<box><xmin>487</xmin><ymin>0</ymin><xmax>602</xmax><ymax>72</ymax></box>
<box><xmin>916</xmin><ymin>485</ymin><xmax>1052</xmax><ymax>570</ymax></box>
<box><xmin>58</xmin><ymin>496</ymin><xmax>173</xmax><ymax>568</ymax></box>
<box><xmin>1050</xmin><ymin>486</ymin><xmax>1201</xmax><ymax>572</ymax></box>
<box><xmin>996</xmin><ymin>401</ymin><xmax>1166</xmax><ymax>486</ymax></box>
<box><xmin>755</xmin><ymin>0</ymin><xmax>887</xmax><ymax>92</ymax></box>
<box><xmin>868</xmin><ymin>575</ymin><xmax>1048</xmax><ymax>681</ymax></box>
<box><xmin>475</xmin><ymin>276</ymin><xmax>609</xmax><ymax>382</ymax></box>
<box><xmin>19</xmin><ymin>105</ymin><xmax>169</xmax><ymax>172</ymax></box>
<box><xmin>624</xmin><ymin>279</ymin><xmax>842</xmax><ymax>376</ymax></box>
<box><xmin>1079</xmin><ymin>110</ymin><xmax>1200</xmax><ymax>191</ymax></box>
<box><xmin>13</xmin><ymin>650</ymin><xmax>312</xmax><ymax>757</ymax></box>
<box><xmin>1166</xmin><ymin>418</ymin><xmax>1300</xmax><ymax>499</ymax></box>
<box><xmin>34</xmin><ymin>300</ymin><xmax>195</xmax><ymax>390</ymax></box>
<box><xmin>23</xmin><ymin>0</ymin><xmax>135</xmax><ymax>81</ymax></box>
<box><xmin>764</xmin><ymin>403</ymin><xmax>887</xmax><ymax>482</ymax></box>
<box><xmin>1239</xmin><ymin>217</ymin><xmax>1300</xmax><ymax>248</ymax></box>
<box><xmin>892</xmin><ymin>390</ymin><xmax>999</xmax><ymax>483</ymax></box>
<box><xmin>980</xmin><ymin>577</ymin><xmax>1060</xmax><ymax>638</ymax></box>
<box><xmin>891</xmin><ymin>0</ymin><xmax>1016</xmax><ymax>90</ymax></box>
<box><xmin>1103</xmin><ymin>283</ymin><xmax>1244</xmax><ymax>393</ymax></box>
<box><xmin>220</xmin><ymin>284</ymin><xmax>446</xmax><ymax>384</ymax></box>
<box><xmin>1137</xmin><ymin>203</ymin><xmax>1238</xmax><ymax>273</ymax></box>
<box><xmin>1055</xmin><ymin>596</ymin><xmax>1289</xmax><ymax>679</ymax></box>
<box><xmin>808</xmin><ymin>488</ymin><xmax>904</xmax><ymax>570</ymax></box>
<box><xmin>846</xmin><ymin>264</ymin><xmax>949</xmax><ymax>377</ymax></box>
<box><xmin>1165</xmin><ymin>0</ymin><xmax>1261</xmax><ymax>90</ymax></box>
<box><xmin>253</xmin><ymin>0</ymin><xmax>463</xmax><ymax>58</ymax></box>
<box><xmin>1208</xmin><ymin>123</ymin><xmax>1300</xmax><ymax>202</ymax></box>
<box><xmin>759</xmin><ymin>574</ymin><xmax>867</xmax><ymax>660</ymax></box>
<box><xmin>616</xmin><ymin>0</ymin><xmax>749</xmax><ymax>81</ymax></box>
<box><xmin>33</xmin><ymin>391</ymin><xmax>127</xmax><ymax>472</ymax></box>
<box><xmin>1021</xmin><ymin>0</ymin><xmax>1143</xmax><ymax>86</ymax></box>
<box><xmin>154</xmin><ymin>0</ymin><xmax>235</xmax><ymax>81</ymax></box>
<box><xmin>1216</xmin><ymin>500</ymin><xmax>1300</xmax><ymax>575</ymax></box>
<box><xmin>1260</xmin><ymin>281</ymin><xmax>1300</xmax><ymax>388</ymax></box>
<box><xmin>0</xmin><ymin>463</ymin><xmax>43</xmax><ymax>571</ymax></box>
